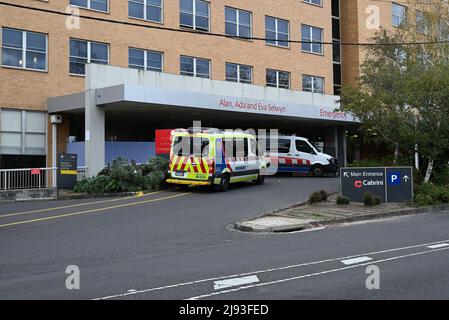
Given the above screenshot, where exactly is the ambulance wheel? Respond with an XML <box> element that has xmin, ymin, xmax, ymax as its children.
<box><xmin>215</xmin><ymin>174</ymin><xmax>230</xmax><ymax>192</ymax></box>
<box><xmin>311</xmin><ymin>165</ymin><xmax>324</xmax><ymax>177</ymax></box>
<box><xmin>255</xmin><ymin>174</ymin><xmax>265</xmax><ymax>185</ymax></box>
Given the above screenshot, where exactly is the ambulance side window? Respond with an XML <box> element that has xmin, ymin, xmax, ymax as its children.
<box><xmin>296</xmin><ymin>140</ymin><xmax>315</xmax><ymax>154</ymax></box>
<box><xmin>277</xmin><ymin>139</ymin><xmax>291</xmax><ymax>154</ymax></box>
<box><xmin>250</xmin><ymin>139</ymin><xmax>258</xmax><ymax>155</ymax></box>
<box><xmin>235</xmin><ymin>138</ymin><xmax>248</xmax><ymax>158</ymax></box>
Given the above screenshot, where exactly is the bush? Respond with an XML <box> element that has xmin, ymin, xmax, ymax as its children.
<box><xmin>363</xmin><ymin>192</ymin><xmax>382</xmax><ymax>206</ymax></box>
<box><xmin>73</xmin><ymin>156</ymin><xmax>168</xmax><ymax>194</ymax></box>
<box><xmin>336</xmin><ymin>196</ymin><xmax>351</xmax><ymax>205</ymax></box>
<box><xmin>414</xmin><ymin>183</ymin><xmax>449</xmax><ymax>206</ymax></box>
<box><xmin>319</xmin><ymin>190</ymin><xmax>328</xmax><ymax>201</ymax></box>
<box><xmin>309</xmin><ymin>190</ymin><xmax>328</xmax><ymax>203</ymax></box>
<box><xmin>431</xmin><ymin>165</ymin><xmax>449</xmax><ymax>186</ymax></box>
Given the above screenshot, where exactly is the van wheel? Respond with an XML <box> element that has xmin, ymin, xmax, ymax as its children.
<box><xmin>214</xmin><ymin>174</ymin><xmax>230</xmax><ymax>192</ymax></box>
<box><xmin>255</xmin><ymin>174</ymin><xmax>265</xmax><ymax>185</ymax></box>
<box><xmin>311</xmin><ymin>165</ymin><xmax>324</xmax><ymax>177</ymax></box>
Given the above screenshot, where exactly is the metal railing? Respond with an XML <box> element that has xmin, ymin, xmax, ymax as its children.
<box><xmin>0</xmin><ymin>166</ymin><xmax>89</xmax><ymax>191</ymax></box>
<box><xmin>0</xmin><ymin>167</ymin><xmax>57</xmax><ymax>190</ymax></box>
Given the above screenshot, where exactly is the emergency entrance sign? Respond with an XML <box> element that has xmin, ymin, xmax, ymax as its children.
<box><xmin>340</xmin><ymin>167</ymin><xmax>413</xmax><ymax>203</ymax></box>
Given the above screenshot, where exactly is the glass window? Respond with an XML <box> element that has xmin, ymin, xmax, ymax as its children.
<box><xmin>303</xmin><ymin>0</ymin><xmax>322</xmax><ymax>5</ymax></box>
<box><xmin>302</xmin><ymin>75</ymin><xmax>325</xmax><ymax>94</ymax></box>
<box><xmin>0</xmin><ymin>109</ymin><xmax>46</xmax><ymax>155</ymax></box>
<box><xmin>392</xmin><ymin>3</ymin><xmax>407</xmax><ymax>27</ymax></box>
<box><xmin>225</xmin><ymin>7</ymin><xmax>252</xmax><ymax>39</ymax></box>
<box><xmin>1</xmin><ymin>28</ymin><xmax>47</xmax><ymax>71</ymax></box>
<box><xmin>128</xmin><ymin>0</ymin><xmax>162</xmax><ymax>23</ymax></box>
<box><xmin>265</xmin><ymin>16</ymin><xmax>289</xmax><ymax>47</ymax></box>
<box><xmin>296</xmin><ymin>140</ymin><xmax>314</xmax><ymax>154</ymax></box>
<box><xmin>70</xmin><ymin>39</ymin><xmax>109</xmax><ymax>75</ymax></box>
<box><xmin>266</xmin><ymin>69</ymin><xmax>290</xmax><ymax>89</ymax></box>
<box><xmin>301</xmin><ymin>24</ymin><xmax>323</xmax><ymax>54</ymax></box>
<box><xmin>128</xmin><ymin>48</ymin><xmax>163</xmax><ymax>72</ymax></box>
<box><xmin>226</xmin><ymin>63</ymin><xmax>252</xmax><ymax>84</ymax></box>
<box><xmin>180</xmin><ymin>0</ymin><xmax>209</xmax><ymax>32</ymax></box>
<box><xmin>180</xmin><ymin>56</ymin><xmax>210</xmax><ymax>78</ymax></box>
<box><xmin>277</xmin><ymin>139</ymin><xmax>291</xmax><ymax>154</ymax></box>
<box><xmin>70</xmin><ymin>0</ymin><xmax>108</xmax><ymax>12</ymax></box>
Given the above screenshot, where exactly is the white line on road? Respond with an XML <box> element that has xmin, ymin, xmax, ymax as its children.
<box><xmin>427</xmin><ymin>243</ymin><xmax>449</xmax><ymax>249</ymax></box>
<box><xmin>340</xmin><ymin>256</ymin><xmax>373</xmax><ymax>265</ymax></box>
<box><xmin>186</xmin><ymin>246</ymin><xmax>449</xmax><ymax>300</ymax></box>
<box><xmin>214</xmin><ymin>275</ymin><xmax>260</xmax><ymax>290</ymax></box>
<box><xmin>92</xmin><ymin>238</ymin><xmax>449</xmax><ymax>300</ymax></box>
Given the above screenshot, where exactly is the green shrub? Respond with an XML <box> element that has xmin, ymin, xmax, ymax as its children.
<box><xmin>73</xmin><ymin>156</ymin><xmax>168</xmax><ymax>194</ymax></box>
<box><xmin>309</xmin><ymin>190</ymin><xmax>328</xmax><ymax>203</ymax></box>
<box><xmin>319</xmin><ymin>190</ymin><xmax>328</xmax><ymax>201</ymax></box>
<box><xmin>431</xmin><ymin>165</ymin><xmax>449</xmax><ymax>186</ymax></box>
<box><xmin>363</xmin><ymin>192</ymin><xmax>382</xmax><ymax>206</ymax></box>
<box><xmin>336</xmin><ymin>196</ymin><xmax>351</xmax><ymax>205</ymax></box>
<box><xmin>414</xmin><ymin>183</ymin><xmax>449</xmax><ymax>206</ymax></box>
<box><xmin>309</xmin><ymin>192</ymin><xmax>323</xmax><ymax>203</ymax></box>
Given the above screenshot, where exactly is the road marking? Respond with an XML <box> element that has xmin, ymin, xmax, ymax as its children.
<box><xmin>427</xmin><ymin>243</ymin><xmax>449</xmax><ymax>249</ymax></box>
<box><xmin>214</xmin><ymin>276</ymin><xmax>259</xmax><ymax>290</ymax></box>
<box><xmin>187</xmin><ymin>246</ymin><xmax>449</xmax><ymax>300</ymax></box>
<box><xmin>93</xmin><ymin>238</ymin><xmax>449</xmax><ymax>300</ymax></box>
<box><xmin>0</xmin><ymin>190</ymin><xmax>165</xmax><ymax>219</ymax></box>
<box><xmin>340</xmin><ymin>256</ymin><xmax>373</xmax><ymax>265</ymax></box>
<box><xmin>0</xmin><ymin>192</ymin><xmax>191</xmax><ymax>229</ymax></box>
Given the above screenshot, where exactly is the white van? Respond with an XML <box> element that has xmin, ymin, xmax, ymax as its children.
<box><xmin>263</xmin><ymin>135</ymin><xmax>338</xmax><ymax>176</ymax></box>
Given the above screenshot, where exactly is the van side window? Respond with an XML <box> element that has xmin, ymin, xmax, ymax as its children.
<box><xmin>235</xmin><ymin>138</ymin><xmax>248</xmax><ymax>158</ymax></box>
<box><xmin>277</xmin><ymin>139</ymin><xmax>291</xmax><ymax>154</ymax></box>
<box><xmin>250</xmin><ymin>139</ymin><xmax>258</xmax><ymax>155</ymax></box>
<box><xmin>296</xmin><ymin>140</ymin><xmax>314</xmax><ymax>154</ymax></box>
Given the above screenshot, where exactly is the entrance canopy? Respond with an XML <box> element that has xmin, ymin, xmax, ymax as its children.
<box><xmin>48</xmin><ymin>64</ymin><xmax>357</xmax><ymax>176</ymax></box>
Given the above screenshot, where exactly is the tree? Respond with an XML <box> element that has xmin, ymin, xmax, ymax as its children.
<box><xmin>340</xmin><ymin>2</ymin><xmax>449</xmax><ymax>182</ymax></box>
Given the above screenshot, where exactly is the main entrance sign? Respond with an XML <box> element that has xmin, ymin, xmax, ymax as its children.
<box><xmin>340</xmin><ymin>167</ymin><xmax>413</xmax><ymax>203</ymax></box>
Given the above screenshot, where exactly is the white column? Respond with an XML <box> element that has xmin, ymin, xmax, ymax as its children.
<box><xmin>52</xmin><ymin>122</ymin><xmax>57</xmax><ymax>187</ymax></box>
<box><xmin>85</xmin><ymin>89</ymin><xmax>105</xmax><ymax>177</ymax></box>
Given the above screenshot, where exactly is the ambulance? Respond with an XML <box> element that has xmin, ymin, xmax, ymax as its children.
<box><xmin>166</xmin><ymin>128</ymin><xmax>268</xmax><ymax>191</ymax></box>
<box><xmin>264</xmin><ymin>135</ymin><xmax>338</xmax><ymax>177</ymax></box>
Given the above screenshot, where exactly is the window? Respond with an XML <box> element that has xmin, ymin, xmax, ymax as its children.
<box><xmin>69</xmin><ymin>39</ymin><xmax>109</xmax><ymax>75</ymax></box>
<box><xmin>70</xmin><ymin>0</ymin><xmax>108</xmax><ymax>12</ymax></box>
<box><xmin>265</xmin><ymin>16</ymin><xmax>289</xmax><ymax>47</ymax></box>
<box><xmin>296</xmin><ymin>140</ymin><xmax>314</xmax><ymax>154</ymax></box>
<box><xmin>225</xmin><ymin>7</ymin><xmax>252</xmax><ymax>39</ymax></box>
<box><xmin>0</xmin><ymin>109</ymin><xmax>46</xmax><ymax>155</ymax></box>
<box><xmin>277</xmin><ymin>139</ymin><xmax>291</xmax><ymax>154</ymax></box>
<box><xmin>180</xmin><ymin>56</ymin><xmax>210</xmax><ymax>78</ymax></box>
<box><xmin>301</xmin><ymin>24</ymin><xmax>323</xmax><ymax>54</ymax></box>
<box><xmin>180</xmin><ymin>0</ymin><xmax>210</xmax><ymax>32</ymax></box>
<box><xmin>129</xmin><ymin>48</ymin><xmax>163</xmax><ymax>72</ymax></box>
<box><xmin>128</xmin><ymin>0</ymin><xmax>162</xmax><ymax>23</ymax></box>
<box><xmin>416</xmin><ymin>11</ymin><xmax>429</xmax><ymax>34</ymax></box>
<box><xmin>223</xmin><ymin>138</ymin><xmax>248</xmax><ymax>158</ymax></box>
<box><xmin>392</xmin><ymin>3</ymin><xmax>407</xmax><ymax>27</ymax></box>
<box><xmin>302</xmin><ymin>75</ymin><xmax>324</xmax><ymax>94</ymax></box>
<box><xmin>266</xmin><ymin>69</ymin><xmax>290</xmax><ymax>89</ymax></box>
<box><xmin>303</xmin><ymin>0</ymin><xmax>322</xmax><ymax>6</ymax></box>
<box><xmin>1</xmin><ymin>28</ymin><xmax>47</xmax><ymax>71</ymax></box>
<box><xmin>226</xmin><ymin>63</ymin><xmax>252</xmax><ymax>84</ymax></box>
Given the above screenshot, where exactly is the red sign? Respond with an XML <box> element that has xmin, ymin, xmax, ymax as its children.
<box><xmin>31</xmin><ymin>168</ymin><xmax>41</xmax><ymax>175</ymax></box>
<box><xmin>354</xmin><ymin>180</ymin><xmax>363</xmax><ymax>188</ymax></box>
<box><xmin>155</xmin><ymin>129</ymin><xmax>174</xmax><ymax>155</ymax></box>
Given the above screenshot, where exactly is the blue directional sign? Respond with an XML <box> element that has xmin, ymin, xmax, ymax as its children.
<box><xmin>341</xmin><ymin>167</ymin><xmax>413</xmax><ymax>203</ymax></box>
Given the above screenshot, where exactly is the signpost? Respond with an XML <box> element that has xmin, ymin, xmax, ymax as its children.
<box><xmin>340</xmin><ymin>167</ymin><xmax>413</xmax><ymax>203</ymax></box>
<box><xmin>58</xmin><ymin>153</ymin><xmax>78</xmax><ymax>189</ymax></box>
